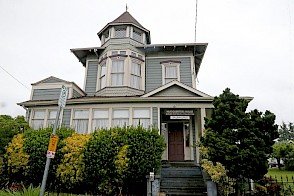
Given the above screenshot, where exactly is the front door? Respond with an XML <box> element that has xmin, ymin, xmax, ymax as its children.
<box><xmin>168</xmin><ymin>123</ymin><xmax>184</xmax><ymax>161</ymax></box>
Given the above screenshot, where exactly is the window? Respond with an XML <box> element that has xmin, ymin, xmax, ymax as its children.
<box><xmin>162</xmin><ymin>62</ymin><xmax>180</xmax><ymax>84</ymax></box>
<box><xmin>92</xmin><ymin>109</ymin><xmax>109</xmax><ymax>131</ymax></box>
<box><xmin>31</xmin><ymin>110</ymin><xmax>45</xmax><ymax>129</ymax></box>
<box><xmin>111</xmin><ymin>60</ymin><xmax>124</xmax><ymax>86</ymax></box>
<box><xmin>99</xmin><ymin>63</ymin><xmax>106</xmax><ymax>89</ymax></box>
<box><xmin>133</xmin><ymin>29</ymin><xmax>142</xmax><ymax>42</ymax></box>
<box><xmin>112</xmin><ymin>109</ymin><xmax>129</xmax><ymax>127</ymax></box>
<box><xmin>47</xmin><ymin>110</ymin><xmax>61</xmax><ymax>128</ymax></box>
<box><xmin>131</xmin><ymin>62</ymin><xmax>141</xmax><ymax>89</ymax></box>
<box><xmin>115</xmin><ymin>27</ymin><xmax>126</xmax><ymax>38</ymax></box>
<box><xmin>73</xmin><ymin>110</ymin><xmax>89</xmax><ymax>134</ymax></box>
<box><xmin>133</xmin><ymin>108</ymin><xmax>150</xmax><ymax>129</ymax></box>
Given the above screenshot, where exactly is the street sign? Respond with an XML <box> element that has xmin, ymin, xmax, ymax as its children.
<box><xmin>46</xmin><ymin>135</ymin><xmax>59</xmax><ymax>158</ymax></box>
<box><xmin>58</xmin><ymin>85</ymin><xmax>68</xmax><ymax>108</ymax></box>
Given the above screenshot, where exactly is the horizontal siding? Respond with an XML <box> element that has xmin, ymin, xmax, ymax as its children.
<box><xmin>152</xmin><ymin>107</ymin><xmax>158</xmax><ymax>129</ymax></box>
<box><xmin>153</xmin><ymin>86</ymin><xmax>197</xmax><ymax>97</ymax></box>
<box><xmin>73</xmin><ymin>89</ymin><xmax>82</xmax><ymax>98</ymax></box>
<box><xmin>145</xmin><ymin>57</ymin><xmax>192</xmax><ymax>93</ymax></box>
<box><xmin>32</xmin><ymin>88</ymin><xmax>60</xmax><ymax>100</ymax></box>
<box><xmin>62</xmin><ymin>109</ymin><xmax>71</xmax><ymax>128</ymax></box>
<box><xmin>85</xmin><ymin>61</ymin><xmax>98</xmax><ymax>96</ymax></box>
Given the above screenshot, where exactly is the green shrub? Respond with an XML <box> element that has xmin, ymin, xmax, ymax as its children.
<box><xmin>57</xmin><ymin>133</ymin><xmax>91</xmax><ymax>189</ymax></box>
<box><xmin>84</xmin><ymin>126</ymin><xmax>165</xmax><ymax>195</ymax></box>
<box><xmin>0</xmin><ymin>184</ymin><xmax>40</xmax><ymax>196</ymax></box>
<box><xmin>23</xmin><ymin>127</ymin><xmax>74</xmax><ymax>185</ymax></box>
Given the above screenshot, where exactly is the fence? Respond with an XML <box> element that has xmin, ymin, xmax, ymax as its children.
<box><xmin>218</xmin><ymin>176</ymin><xmax>294</xmax><ymax>196</ymax></box>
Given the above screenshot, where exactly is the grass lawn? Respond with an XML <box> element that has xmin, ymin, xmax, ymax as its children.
<box><xmin>266</xmin><ymin>168</ymin><xmax>294</xmax><ymax>182</ymax></box>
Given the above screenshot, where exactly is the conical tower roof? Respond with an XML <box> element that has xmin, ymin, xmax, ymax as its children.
<box><xmin>97</xmin><ymin>11</ymin><xmax>150</xmax><ymax>44</ymax></box>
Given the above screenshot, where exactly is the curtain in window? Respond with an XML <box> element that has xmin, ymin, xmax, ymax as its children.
<box><xmin>131</xmin><ymin>63</ymin><xmax>141</xmax><ymax>89</ymax></box>
<box><xmin>73</xmin><ymin>110</ymin><xmax>89</xmax><ymax>134</ymax></box>
<box><xmin>112</xmin><ymin>109</ymin><xmax>129</xmax><ymax>127</ymax></box>
<box><xmin>133</xmin><ymin>109</ymin><xmax>150</xmax><ymax>128</ymax></box>
<box><xmin>165</xmin><ymin>66</ymin><xmax>177</xmax><ymax>83</ymax></box>
<box><xmin>111</xmin><ymin>61</ymin><xmax>124</xmax><ymax>86</ymax></box>
<box><xmin>92</xmin><ymin>110</ymin><xmax>109</xmax><ymax>130</ymax></box>
<box><xmin>73</xmin><ymin>120</ymin><xmax>88</xmax><ymax>134</ymax></box>
<box><xmin>32</xmin><ymin>111</ymin><xmax>45</xmax><ymax>129</ymax></box>
<box><xmin>47</xmin><ymin>110</ymin><xmax>60</xmax><ymax>128</ymax></box>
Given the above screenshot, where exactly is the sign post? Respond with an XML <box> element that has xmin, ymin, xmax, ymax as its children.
<box><xmin>40</xmin><ymin>85</ymin><xmax>68</xmax><ymax>196</ymax></box>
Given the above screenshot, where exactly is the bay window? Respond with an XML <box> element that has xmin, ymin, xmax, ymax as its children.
<box><xmin>112</xmin><ymin>109</ymin><xmax>129</xmax><ymax>127</ymax></box>
<box><xmin>111</xmin><ymin>60</ymin><xmax>124</xmax><ymax>86</ymax></box>
<box><xmin>92</xmin><ymin>109</ymin><xmax>109</xmax><ymax>131</ymax></box>
<box><xmin>73</xmin><ymin>110</ymin><xmax>89</xmax><ymax>134</ymax></box>
<box><xmin>130</xmin><ymin>62</ymin><xmax>141</xmax><ymax>89</ymax></box>
<box><xmin>99</xmin><ymin>63</ymin><xmax>106</xmax><ymax>89</ymax></box>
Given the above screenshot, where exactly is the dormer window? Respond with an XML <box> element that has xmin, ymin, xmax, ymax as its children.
<box><xmin>111</xmin><ymin>60</ymin><xmax>124</xmax><ymax>86</ymax></box>
<box><xmin>115</xmin><ymin>26</ymin><xmax>127</xmax><ymax>38</ymax></box>
<box><xmin>161</xmin><ymin>61</ymin><xmax>181</xmax><ymax>84</ymax></box>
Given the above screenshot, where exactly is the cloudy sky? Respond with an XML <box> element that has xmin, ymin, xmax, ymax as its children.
<box><xmin>0</xmin><ymin>0</ymin><xmax>293</xmax><ymax>125</ymax></box>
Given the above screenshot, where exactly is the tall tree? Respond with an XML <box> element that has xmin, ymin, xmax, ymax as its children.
<box><xmin>201</xmin><ymin>88</ymin><xmax>278</xmax><ymax>180</ymax></box>
<box><xmin>278</xmin><ymin>122</ymin><xmax>294</xmax><ymax>142</ymax></box>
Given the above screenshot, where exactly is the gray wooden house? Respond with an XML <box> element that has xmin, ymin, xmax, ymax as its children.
<box><xmin>18</xmin><ymin>11</ymin><xmax>213</xmax><ymax>163</ymax></box>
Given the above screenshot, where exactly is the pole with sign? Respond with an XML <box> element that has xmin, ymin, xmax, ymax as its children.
<box><xmin>40</xmin><ymin>85</ymin><xmax>68</xmax><ymax>196</ymax></box>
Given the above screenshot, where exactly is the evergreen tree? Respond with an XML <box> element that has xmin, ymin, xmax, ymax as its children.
<box><xmin>201</xmin><ymin>88</ymin><xmax>278</xmax><ymax>180</ymax></box>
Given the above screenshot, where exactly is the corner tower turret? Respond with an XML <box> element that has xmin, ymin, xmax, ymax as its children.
<box><xmin>97</xmin><ymin>11</ymin><xmax>151</xmax><ymax>46</ymax></box>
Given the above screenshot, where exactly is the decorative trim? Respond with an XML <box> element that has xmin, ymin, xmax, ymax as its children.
<box><xmin>129</xmin><ymin>55</ymin><xmax>145</xmax><ymax>62</ymax></box>
<box><xmin>160</xmin><ymin>60</ymin><xmax>181</xmax><ymax>64</ymax></box>
<box><xmin>109</xmin><ymin>54</ymin><xmax>128</xmax><ymax>58</ymax></box>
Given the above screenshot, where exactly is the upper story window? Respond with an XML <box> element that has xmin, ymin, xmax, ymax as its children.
<box><xmin>115</xmin><ymin>26</ymin><xmax>126</xmax><ymax>38</ymax></box>
<box><xmin>73</xmin><ymin>110</ymin><xmax>89</xmax><ymax>134</ymax></box>
<box><xmin>99</xmin><ymin>63</ymin><xmax>106</xmax><ymax>89</ymax></box>
<box><xmin>92</xmin><ymin>109</ymin><xmax>109</xmax><ymax>131</ymax></box>
<box><xmin>111</xmin><ymin>60</ymin><xmax>124</xmax><ymax>86</ymax></box>
<box><xmin>131</xmin><ymin>62</ymin><xmax>141</xmax><ymax>89</ymax></box>
<box><xmin>161</xmin><ymin>61</ymin><xmax>181</xmax><ymax>84</ymax></box>
<box><xmin>32</xmin><ymin>110</ymin><xmax>45</xmax><ymax>130</ymax></box>
<box><xmin>133</xmin><ymin>29</ymin><xmax>142</xmax><ymax>42</ymax></box>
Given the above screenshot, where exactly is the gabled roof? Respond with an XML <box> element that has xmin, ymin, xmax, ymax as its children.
<box><xmin>31</xmin><ymin>76</ymin><xmax>70</xmax><ymax>85</ymax></box>
<box><xmin>141</xmin><ymin>80</ymin><xmax>212</xmax><ymax>98</ymax></box>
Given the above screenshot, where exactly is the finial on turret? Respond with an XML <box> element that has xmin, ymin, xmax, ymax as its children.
<box><xmin>126</xmin><ymin>3</ymin><xmax>128</xmax><ymax>12</ymax></box>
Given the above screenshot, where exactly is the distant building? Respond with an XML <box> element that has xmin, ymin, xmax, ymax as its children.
<box><xmin>18</xmin><ymin>11</ymin><xmax>213</xmax><ymax>163</ymax></box>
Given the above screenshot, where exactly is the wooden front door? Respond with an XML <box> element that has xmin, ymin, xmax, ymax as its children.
<box><xmin>168</xmin><ymin>123</ymin><xmax>184</xmax><ymax>161</ymax></box>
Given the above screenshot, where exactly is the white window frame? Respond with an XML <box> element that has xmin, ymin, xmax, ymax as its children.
<box><xmin>111</xmin><ymin>59</ymin><xmax>125</xmax><ymax>86</ymax></box>
<box><xmin>92</xmin><ymin>109</ymin><xmax>109</xmax><ymax>131</ymax></box>
<box><xmin>133</xmin><ymin>108</ymin><xmax>150</xmax><ymax>129</ymax></box>
<box><xmin>31</xmin><ymin>110</ymin><xmax>45</xmax><ymax>130</ymax></box>
<box><xmin>161</xmin><ymin>62</ymin><xmax>180</xmax><ymax>84</ymax></box>
<box><xmin>112</xmin><ymin>109</ymin><xmax>129</xmax><ymax>127</ymax></box>
<box><xmin>130</xmin><ymin>61</ymin><xmax>142</xmax><ymax>89</ymax></box>
<box><xmin>99</xmin><ymin>62</ymin><xmax>107</xmax><ymax>89</ymax></box>
<box><xmin>72</xmin><ymin>110</ymin><xmax>89</xmax><ymax>134</ymax></box>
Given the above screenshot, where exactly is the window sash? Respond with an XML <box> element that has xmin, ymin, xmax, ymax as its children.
<box><xmin>74</xmin><ymin>110</ymin><xmax>89</xmax><ymax>119</ymax></box>
<box><xmin>165</xmin><ymin>66</ymin><xmax>177</xmax><ymax>78</ymax></box>
<box><xmin>31</xmin><ymin>120</ymin><xmax>44</xmax><ymax>130</ymax></box>
<box><xmin>73</xmin><ymin>119</ymin><xmax>88</xmax><ymax>134</ymax></box>
<box><xmin>115</xmin><ymin>27</ymin><xmax>126</xmax><ymax>38</ymax></box>
<box><xmin>92</xmin><ymin>119</ymin><xmax>109</xmax><ymax>130</ymax></box>
<box><xmin>33</xmin><ymin>111</ymin><xmax>45</xmax><ymax>119</ymax></box>
<box><xmin>131</xmin><ymin>75</ymin><xmax>141</xmax><ymax>89</ymax></box>
<box><xmin>133</xmin><ymin>30</ymin><xmax>142</xmax><ymax>42</ymax></box>
<box><xmin>133</xmin><ymin>119</ymin><xmax>150</xmax><ymax>129</ymax></box>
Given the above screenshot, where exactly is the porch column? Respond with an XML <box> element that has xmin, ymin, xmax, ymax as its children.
<box><xmin>200</xmin><ymin>108</ymin><xmax>206</xmax><ymax>136</ymax></box>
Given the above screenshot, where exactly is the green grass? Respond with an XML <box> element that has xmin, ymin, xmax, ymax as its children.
<box><xmin>266</xmin><ymin>168</ymin><xmax>294</xmax><ymax>182</ymax></box>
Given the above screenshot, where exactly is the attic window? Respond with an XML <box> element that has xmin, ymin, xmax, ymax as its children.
<box><xmin>115</xmin><ymin>27</ymin><xmax>126</xmax><ymax>38</ymax></box>
<box><xmin>161</xmin><ymin>61</ymin><xmax>181</xmax><ymax>84</ymax></box>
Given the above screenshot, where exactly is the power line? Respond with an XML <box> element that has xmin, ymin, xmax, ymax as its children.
<box><xmin>0</xmin><ymin>65</ymin><xmax>30</xmax><ymax>90</ymax></box>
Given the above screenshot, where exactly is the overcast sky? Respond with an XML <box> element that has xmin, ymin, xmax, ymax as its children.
<box><xmin>0</xmin><ymin>0</ymin><xmax>293</xmax><ymax>125</ymax></box>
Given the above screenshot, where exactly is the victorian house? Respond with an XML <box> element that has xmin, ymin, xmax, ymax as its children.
<box><xmin>18</xmin><ymin>11</ymin><xmax>213</xmax><ymax>163</ymax></box>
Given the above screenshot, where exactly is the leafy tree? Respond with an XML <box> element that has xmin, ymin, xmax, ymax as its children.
<box><xmin>201</xmin><ymin>88</ymin><xmax>278</xmax><ymax>180</ymax></box>
<box><xmin>278</xmin><ymin>122</ymin><xmax>294</xmax><ymax>142</ymax></box>
<box><xmin>0</xmin><ymin>115</ymin><xmax>29</xmax><ymax>155</ymax></box>
<box><xmin>272</xmin><ymin>142</ymin><xmax>294</xmax><ymax>169</ymax></box>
